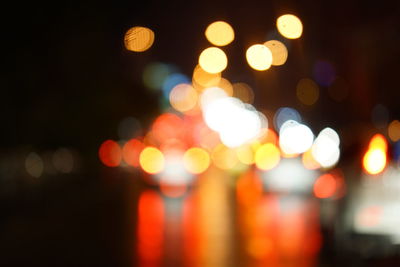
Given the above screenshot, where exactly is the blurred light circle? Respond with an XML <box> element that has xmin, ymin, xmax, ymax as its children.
<box><xmin>124</xmin><ymin>26</ymin><xmax>155</xmax><ymax>52</ymax></box>
<box><xmin>139</xmin><ymin>147</ymin><xmax>165</xmax><ymax>174</ymax></box>
<box><xmin>232</xmin><ymin>82</ymin><xmax>254</xmax><ymax>104</ymax></box>
<box><xmin>255</xmin><ymin>143</ymin><xmax>280</xmax><ymax>170</ymax></box>
<box><xmin>25</xmin><ymin>152</ymin><xmax>44</xmax><ymax>178</ymax></box>
<box><xmin>246</xmin><ymin>44</ymin><xmax>273</xmax><ymax>71</ymax></box>
<box><xmin>235</xmin><ymin>145</ymin><xmax>255</xmax><ymax>165</ymax></box>
<box><xmin>143</xmin><ymin>62</ymin><xmax>171</xmax><ymax>90</ymax></box>
<box><xmin>273</xmin><ymin>107</ymin><xmax>301</xmax><ymax>131</ymax></box>
<box><xmin>199</xmin><ymin>47</ymin><xmax>228</xmax><ymax>74</ymax></box>
<box><xmin>296</xmin><ymin>78</ymin><xmax>319</xmax><ymax>106</ymax></box>
<box><xmin>279</xmin><ymin>121</ymin><xmax>314</xmax><ymax>154</ymax></box>
<box><xmin>263</xmin><ymin>40</ymin><xmax>288</xmax><ymax>66</ymax></box>
<box><xmin>276</xmin><ymin>14</ymin><xmax>303</xmax><ymax>39</ymax></box>
<box><xmin>162</xmin><ymin>73</ymin><xmax>190</xmax><ymax>99</ymax></box>
<box><xmin>122</xmin><ymin>139</ymin><xmax>144</xmax><ymax>167</ymax></box>
<box><xmin>205</xmin><ymin>21</ymin><xmax>235</xmax><ymax>46</ymax></box>
<box><xmin>118</xmin><ymin>117</ymin><xmax>142</xmax><ymax>140</ymax></box>
<box><xmin>313</xmin><ymin>60</ymin><xmax>335</xmax><ymax>87</ymax></box>
<box><xmin>169</xmin><ymin>83</ymin><xmax>198</xmax><ymax>112</ymax></box>
<box><xmin>52</xmin><ymin>148</ymin><xmax>74</xmax><ymax>173</ymax></box>
<box><xmin>388</xmin><ymin>120</ymin><xmax>400</xmax><ymax>142</ymax></box>
<box><xmin>192</xmin><ymin>64</ymin><xmax>221</xmax><ymax>88</ymax></box>
<box><xmin>212</xmin><ymin>144</ymin><xmax>239</xmax><ymax>170</ymax></box>
<box><xmin>313</xmin><ymin>174</ymin><xmax>336</xmax><ymax>198</ymax></box>
<box><xmin>311</xmin><ymin>132</ymin><xmax>340</xmax><ymax>169</ymax></box>
<box><xmin>99</xmin><ymin>140</ymin><xmax>122</xmax><ymax>167</ymax></box>
<box><xmin>183</xmin><ymin>147</ymin><xmax>211</xmax><ymax>174</ymax></box>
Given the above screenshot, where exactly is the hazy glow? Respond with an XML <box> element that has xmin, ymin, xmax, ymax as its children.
<box><xmin>363</xmin><ymin>134</ymin><xmax>388</xmax><ymax>175</ymax></box>
<box><xmin>52</xmin><ymin>148</ymin><xmax>74</xmax><ymax>173</ymax></box>
<box><xmin>255</xmin><ymin>143</ymin><xmax>280</xmax><ymax>170</ymax></box>
<box><xmin>246</xmin><ymin>44</ymin><xmax>273</xmax><ymax>71</ymax></box>
<box><xmin>200</xmin><ymin>87</ymin><xmax>229</xmax><ymax>112</ymax></box>
<box><xmin>99</xmin><ymin>140</ymin><xmax>122</xmax><ymax>167</ymax></box>
<box><xmin>312</xmin><ymin>128</ymin><xmax>341</xmax><ymax>168</ymax></box>
<box><xmin>205</xmin><ymin>21</ymin><xmax>235</xmax><ymax>46</ymax></box>
<box><xmin>235</xmin><ymin>145</ymin><xmax>255</xmax><ymax>165</ymax></box>
<box><xmin>139</xmin><ymin>147</ymin><xmax>165</xmax><ymax>174</ymax></box>
<box><xmin>183</xmin><ymin>147</ymin><xmax>210</xmax><ymax>174</ymax></box>
<box><xmin>192</xmin><ymin>64</ymin><xmax>221</xmax><ymax>88</ymax></box>
<box><xmin>157</xmin><ymin>154</ymin><xmax>193</xmax><ymax>185</ymax></box>
<box><xmin>124</xmin><ymin>26</ymin><xmax>155</xmax><ymax>52</ymax></box>
<box><xmin>261</xmin><ymin>158</ymin><xmax>317</xmax><ymax>193</ymax></box>
<box><xmin>232</xmin><ymin>82</ymin><xmax>254</xmax><ymax>104</ymax></box>
<box><xmin>122</xmin><ymin>139</ymin><xmax>144</xmax><ymax>167</ymax></box>
<box><xmin>388</xmin><ymin>120</ymin><xmax>400</xmax><ymax>142</ymax></box>
<box><xmin>274</xmin><ymin>107</ymin><xmax>301</xmax><ymax>131</ymax></box>
<box><xmin>199</xmin><ymin>47</ymin><xmax>228</xmax><ymax>74</ymax></box>
<box><xmin>279</xmin><ymin>120</ymin><xmax>314</xmax><ymax>154</ymax></box>
<box><xmin>162</xmin><ymin>73</ymin><xmax>190</xmax><ymax>98</ymax></box>
<box><xmin>25</xmin><ymin>152</ymin><xmax>44</xmax><ymax>178</ymax></box>
<box><xmin>276</xmin><ymin>14</ymin><xmax>303</xmax><ymax>39</ymax></box>
<box><xmin>169</xmin><ymin>83</ymin><xmax>198</xmax><ymax>112</ymax></box>
<box><xmin>313</xmin><ymin>174</ymin><xmax>336</xmax><ymax>199</ymax></box>
<box><xmin>263</xmin><ymin>40</ymin><xmax>288</xmax><ymax>66</ymax></box>
<box><xmin>212</xmin><ymin>144</ymin><xmax>239</xmax><ymax>170</ymax></box>
<box><xmin>296</xmin><ymin>78</ymin><xmax>319</xmax><ymax>105</ymax></box>
<box><xmin>143</xmin><ymin>62</ymin><xmax>170</xmax><ymax>90</ymax></box>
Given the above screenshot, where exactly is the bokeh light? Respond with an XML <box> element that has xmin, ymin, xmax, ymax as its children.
<box><xmin>311</xmin><ymin>128</ymin><xmax>341</xmax><ymax>168</ymax></box>
<box><xmin>183</xmin><ymin>147</ymin><xmax>211</xmax><ymax>174</ymax></box>
<box><xmin>313</xmin><ymin>174</ymin><xmax>336</xmax><ymax>199</ymax></box>
<box><xmin>363</xmin><ymin>134</ymin><xmax>388</xmax><ymax>175</ymax></box>
<box><xmin>388</xmin><ymin>120</ymin><xmax>400</xmax><ymax>142</ymax></box>
<box><xmin>255</xmin><ymin>143</ymin><xmax>280</xmax><ymax>170</ymax></box>
<box><xmin>122</xmin><ymin>139</ymin><xmax>144</xmax><ymax>167</ymax></box>
<box><xmin>169</xmin><ymin>83</ymin><xmax>198</xmax><ymax>112</ymax></box>
<box><xmin>296</xmin><ymin>78</ymin><xmax>319</xmax><ymax>106</ymax></box>
<box><xmin>25</xmin><ymin>152</ymin><xmax>44</xmax><ymax>178</ymax></box>
<box><xmin>99</xmin><ymin>140</ymin><xmax>122</xmax><ymax>167</ymax></box>
<box><xmin>279</xmin><ymin>120</ymin><xmax>314</xmax><ymax>154</ymax></box>
<box><xmin>205</xmin><ymin>21</ymin><xmax>235</xmax><ymax>46</ymax></box>
<box><xmin>212</xmin><ymin>144</ymin><xmax>239</xmax><ymax>170</ymax></box>
<box><xmin>143</xmin><ymin>62</ymin><xmax>171</xmax><ymax>90</ymax></box>
<box><xmin>263</xmin><ymin>40</ymin><xmax>288</xmax><ymax>66</ymax></box>
<box><xmin>124</xmin><ymin>26</ymin><xmax>155</xmax><ymax>52</ymax></box>
<box><xmin>273</xmin><ymin>107</ymin><xmax>302</xmax><ymax>131</ymax></box>
<box><xmin>162</xmin><ymin>73</ymin><xmax>190</xmax><ymax>99</ymax></box>
<box><xmin>192</xmin><ymin>64</ymin><xmax>221</xmax><ymax>89</ymax></box>
<box><xmin>246</xmin><ymin>44</ymin><xmax>273</xmax><ymax>71</ymax></box>
<box><xmin>52</xmin><ymin>148</ymin><xmax>74</xmax><ymax>173</ymax></box>
<box><xmin>232</xmin><ymin>82</ymin><xmax>254</xmax><ymax>104</ymax></box>
<box><xmin>199</xmin><ymin>47</ymin><xmax>228</xmax><ymax>74</ymax></box>
<box><xmin>276</xmin><ymin>14</ymin><xmax>303</xmax><ymax>39</ymax></box>
<box><xmin>139</xmin><ymin>147</ymin><xmax>165</xmax><ymax>174</ymax></box>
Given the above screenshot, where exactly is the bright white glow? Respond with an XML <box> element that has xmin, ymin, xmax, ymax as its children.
<box><xmin>279</xmin><ymin>120</ymin><xmax>314</xmax><ymax>154</ymax></box>
<box><xmin>201</xmin><ymin>90</ymin><xmax>266</xmax><ymax>148</ymax></box>
<box><xmin>155</xmin><ymin>154</ymin><xmax>193</xmax><ymax>185</ymax></box>
<box><xmin>261</xmin><ymin>158</ymin><xmax>318</xmax><ymax>193</ymax></box>
<box><xmin>312</xmin><ymin>129</ymin><xmax>341</xmax><ymax>168</ymax></box>
<box><xmin>274</xmin><ymin>107</ymin><xmax>302</xmax><ymax>131</ymax></box>
<box><xmin>319</xmin><ymin>127</ymin><xmax>340</xmax><ymax>146</ymax></box>
<box><xmin>200</xmin><ymin>87</ymin><xmax>228</xmax><ymax>110</ymax></box>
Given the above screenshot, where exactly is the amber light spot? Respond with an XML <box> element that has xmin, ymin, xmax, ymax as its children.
<box><xmin>139</xmin><ymin>147</ymin><xmax>165</xmax><ymax>174</ymax></box>
<box><xmin>363</xmin><ymin>134</ymin><xmax>388</xmax><ymax>175</ymax></box>
<box><xmin>122</xmin><ymin>139</ymin><xmax>144</xmax><ymax>167</ymax></box>
<box><xmin>124</xmin><ymin>26</ymin><xmax>155</xmax><ymax>52</ymax></box>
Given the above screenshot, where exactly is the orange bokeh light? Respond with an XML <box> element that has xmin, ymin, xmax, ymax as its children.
<box><xmin>363</xmin><ymin>134</ymin><xmax>388</xmax><ymax>175</ymax></box>
<box><xmin>122</xmin><ymin>138</ymin><xmax>144</xmax><ymax>167</ymax></box>
<box><xmin>313</xmin><ymin>174</ymin><xmax>336</xmax><ymax>199</ymax></box>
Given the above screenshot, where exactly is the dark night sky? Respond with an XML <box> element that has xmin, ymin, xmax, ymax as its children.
<box><xmin>3</xmin><ymin>1</ymin><xmax>400</xmax><ymax>160</ymax></box>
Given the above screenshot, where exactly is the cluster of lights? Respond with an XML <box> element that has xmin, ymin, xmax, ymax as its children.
<box><xmin>105</xmin><ymin>14</ymin><xmax>350</xmax><ymax>199</ymax></box>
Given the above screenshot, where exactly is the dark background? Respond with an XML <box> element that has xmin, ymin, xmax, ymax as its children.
<box><xmin>1</xmin><ymin>1</ymin><xmax>400</xmax><ymax>266</ymax></box>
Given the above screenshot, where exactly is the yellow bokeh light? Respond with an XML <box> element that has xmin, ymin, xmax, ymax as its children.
<box><xmin>363</xmin><ymin>149</ymin><xmax>386</xmax><ymax>175</ymax></box>
<box><xmin>199</xmin><ymin>47</ymin><xmax>228</xmax><ymax>74</ymax></box>
<box><xmin>246</xmin><ymin>44</ymin><xmax>273</xmax><ymax>71</ymax></box>
<box><xmin>263</xmin><ymin>40</ymin><xmax>288</xmax><ymax>66</ymax></box>
<box><xmin>296</xmin><ymin>78</ymin><xmax>320</xmax><ymax>105</ymax></box>
<box><xmin>205</xmin><ymin>21</ymin><xmax>235</xmax><ymax>46</ymax></box>
<box><xmin>369</xmin><ymin>134</ymin><xmax>388</xmax><ymax>152</ymax></box>
<box><xmin>276</xmin><ymin>14</ymin><xmax>303</xmax><ymax>39</ymax></box>
<box><xmin>139</xmin><ymin>147</ymin><xmax>164</xmax><ymax>174</ymax></box>
<box><xmin>302</xmin><ymin>149</ymin><xmax>320</xmax><ymax>170</ymax></box>
<box><xmin>169</xmin><ymin>83</ymin><xmax>198</xmax><ymax>112</ymax></box>
<box><xmin>235</xmin><ymin>145</ymin><xmax>255</xmax><ymax>165</ymax></box>
<box><xmin>183</xmin><ymin>147</ymin><xmax>211</xmax><ymax>174</ymax></box>
<box><xmin>192</xmin><ymin>64</ymin><xmax>222</xmax><ymax>89</ymax></box>
<box><xmin>388</xmin><ymin>120</ymin><xmax>400</xmax><ymax>142</ymax></box>
<box><xmin>124</xmin><ymin>26</ymin><xmax>155</xmax><ymax>52</ymax></box>
<box><xmin>254</xmin><ymin>143</ymin><xmax>280</xmax><ymax>170</ymax></box>
<box><xmin>212</xmin><ymin>144</ymin><xmax>239</xmax><ymax>170</ymax></box>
